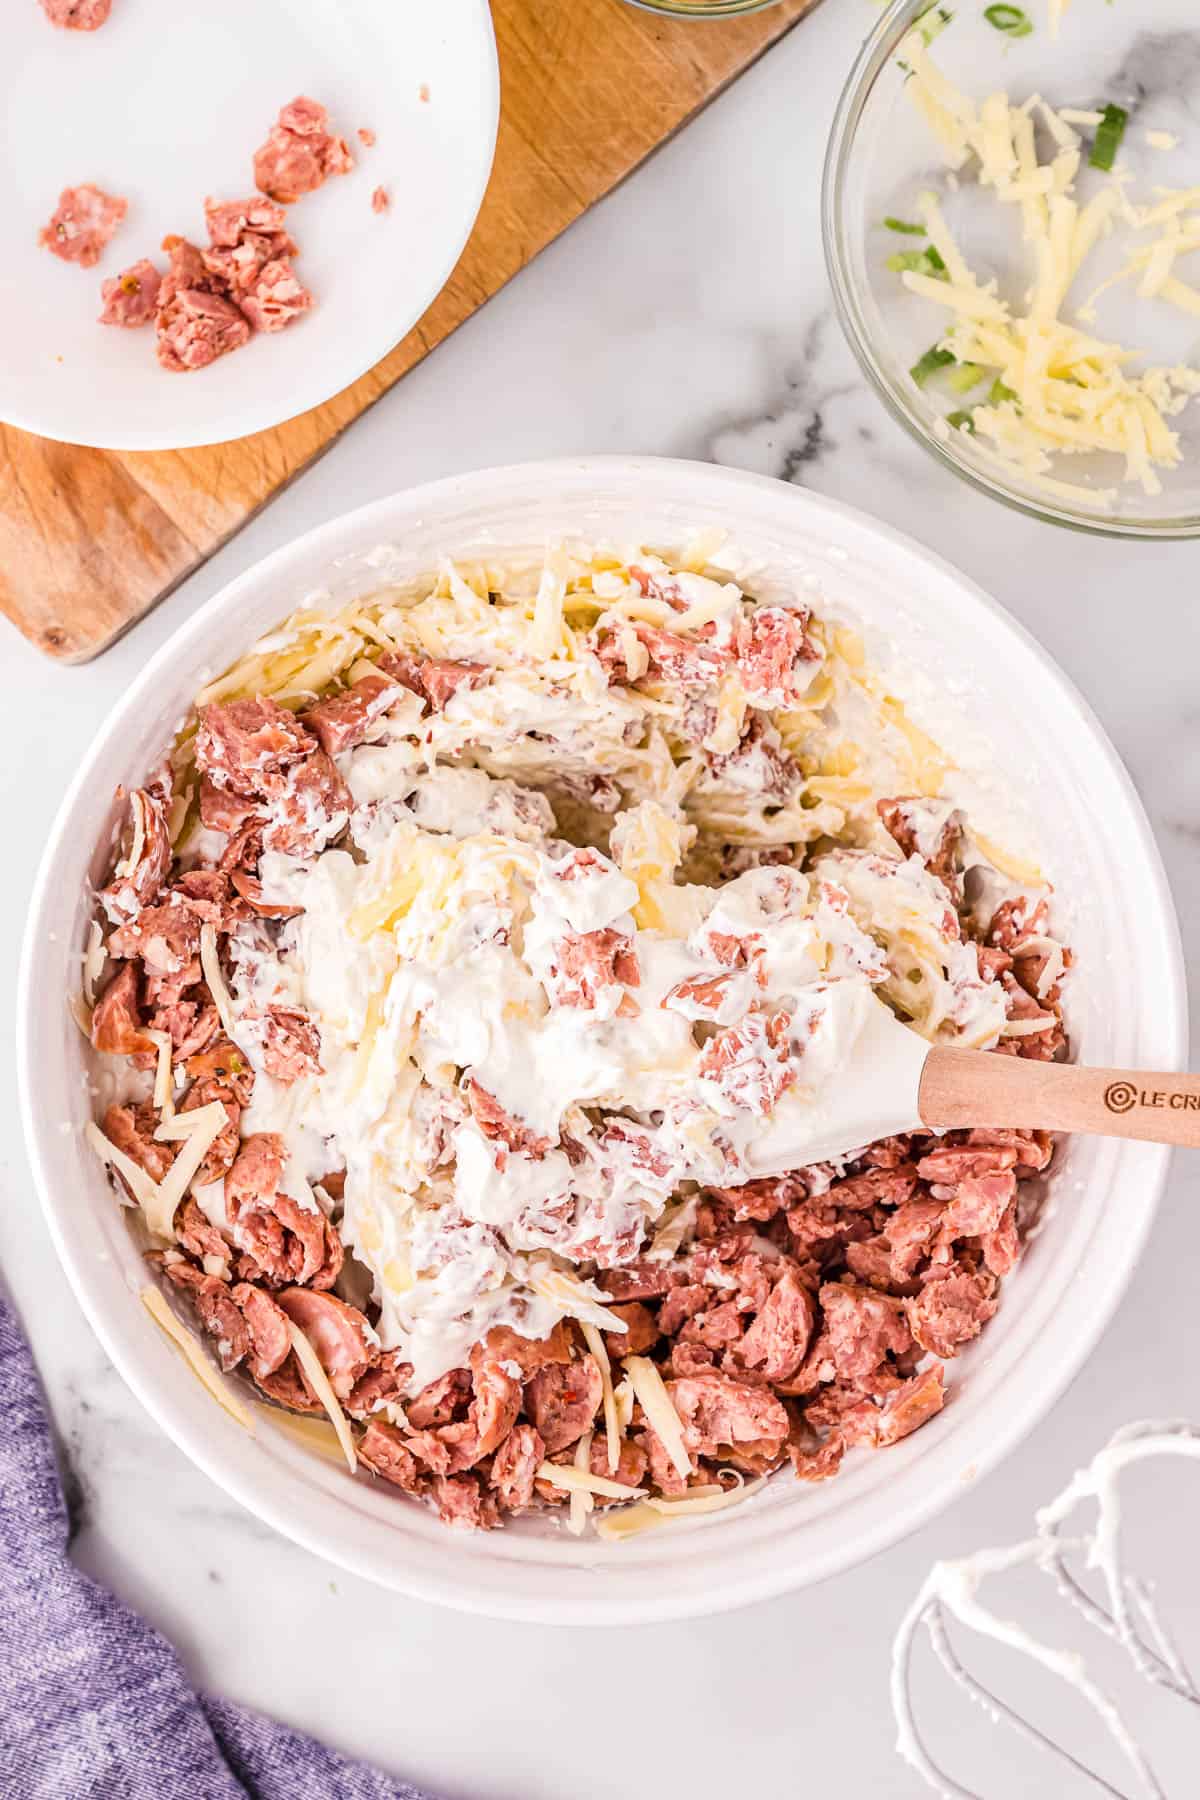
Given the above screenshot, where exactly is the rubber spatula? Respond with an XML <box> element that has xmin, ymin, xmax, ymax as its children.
<box><xmin>746</xmin><ymin>995</ymin><xmax>1199</xmax><ymax>1178</ymax></box>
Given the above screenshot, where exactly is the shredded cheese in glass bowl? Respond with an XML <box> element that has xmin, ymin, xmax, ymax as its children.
<box><xmin>824</xmin><ymin>0</ymin><xmax>1200</xmax><ymax>536</ymax></box>
<box><xmin>83</xmin><ymin>534</ymin><xmax>1073</xmax><ymax>1539</ymax></box>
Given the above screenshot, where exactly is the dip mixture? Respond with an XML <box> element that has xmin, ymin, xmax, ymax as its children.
<box><xmin>83</xmin><ymin>539</ymin><xmax>1070</xmax><ymax>1535</ymax></box>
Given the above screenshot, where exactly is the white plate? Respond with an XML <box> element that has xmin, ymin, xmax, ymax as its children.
<box><xmin>18</xmin><ymin>460</ymin><xmax>1187</xmax><ymax>1624</ymax></box>
<box><xmin>1</xmin><ymin>0</ymin><xmax>498</xmax><ymax>449</ymax></box>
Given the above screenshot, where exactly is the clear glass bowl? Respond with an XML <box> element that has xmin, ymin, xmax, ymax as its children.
<box><xmin>823</xmin><ymin>0</ymin><xmax>1200</xmax><ymax>537</ymax></box>
<box><xmin>621</xmin><ymin>0</ymin><xmax>784</xmax><ymax>16</ymax></box>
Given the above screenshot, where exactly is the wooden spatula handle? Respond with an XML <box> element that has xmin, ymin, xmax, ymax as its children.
<box><xmin>919</xmin><ymin>1049</ymin><xmax>1200</xmax><ymax>1148</ymax></box>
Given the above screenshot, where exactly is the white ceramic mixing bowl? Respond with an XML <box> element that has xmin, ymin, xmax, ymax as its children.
<box><xmin>18</xmin><ymin>458</ymin><xmax>1186</xmax><ymax>1624</ymax></box>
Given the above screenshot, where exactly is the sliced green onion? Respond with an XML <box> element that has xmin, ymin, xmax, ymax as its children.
<box><xmin>884</xmin><ymin>217</ymin><xmax>927</xmax><ymax>235</ymax></box>
<box><xmin>946</xmin><ymin>361</ymin><xmax>986</xmax><ymax>393</ymax></box>
<box><xmin>910</xmin><ymin>345</ymin><xmax>956</xmax><ymax>387</ymax></box>
<box><xmin>983</xmin><ymin>4</ymin><xmax>1032</xmax><ymax>35</ymax></box>
<box><xmin>945</xmin><ymin>410</ymin><xmax>976</xmax><ymax>432</ymax></box>
<box><xmin>886</xmin><ymin>248</ymin><xmax>948</xmax><ymax>280</ymax></box>
<box><xmin>988</xmin><ymin>378</ymin><xmax>1019</xmax><ymax>406</ymax></box>
<box><xmin>916</xmin><ymin>5</ymin><xmax>954</xmax><ymax>46</ymax></box>
<box><xmin>1089</xmin><ymin>103</ymin><xmax>1129</xmax><ymax>172</ymax></box>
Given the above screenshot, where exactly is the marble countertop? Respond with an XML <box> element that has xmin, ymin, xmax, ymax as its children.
<box><xmin>3</xmin><ymin>3</ymin><xmax>1198</xmax><ymax>1794</ymax></box>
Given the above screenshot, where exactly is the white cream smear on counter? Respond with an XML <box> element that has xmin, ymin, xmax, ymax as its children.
<box><xmin>178</xmin><ymin>545</ymin><xmax>1038</xmax><ymax>1390</ymax></box>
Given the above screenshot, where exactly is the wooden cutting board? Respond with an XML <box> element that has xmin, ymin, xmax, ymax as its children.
<box><xmin>0</xmin><ymin>0</ymin><xmax>820</xmax><ymax>663</ymax></box>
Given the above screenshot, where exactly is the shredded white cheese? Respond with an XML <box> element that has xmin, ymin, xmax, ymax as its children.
<box><xmin>535</xmin><ymin>1461</ymin><xmax>646</xmax><ymax>1503</ymax></box>
<box><xmin>581</xmin><ymin>1322</ymin><xmax>622</xmax><ymax>1476</ymax></box>
<box><xmin>595</xmin><ymin>1477</ymin><xmax>765</xmax><ymax>1541</ymax></box>
<box><xmin>897</xmin><ymin>34</ymin><xmax>1200</xmax><ymax>505</ymax></box>
<box><xmin>625</xmin><ymin>1355</ymin><xmax>692</xmax><ymax>1481</ymax></box>
<box><xmin>82</xmin><ymin>921</ymin><xmax>107</xmax><ymax>1008</ymax></box>
<box><xmin>199</xmin><ymin>922</ymin><xmax>239</xmax><ymax>1040</ymax></box>
<box><xmin>145</xmin><ymin>1029</ymin><xmax>176</xmax><ymax>1118</ymax></box>
<box><xmin>286</xmin><ymin>1320</ymin><xmax>358</xmax><ymax>1473</ymax></box>
<box><xmin>528</xmin><ymin>1270</ymin><xmax>629</xmax><ymax>1335</ymax></box>
<box><xmin>141</xmin><ymin>1285</ymin><xmax>256</xmax><ymax>1432</ymax></box>
<box><xmin>568</xmin><ymin>1428</ymin><xmax>595</xmax><ymax>1536</ymax></box>
<box><xmin>86</xmin><ymin>1100</ymin><xmax>228</xmax><ymax>1242</ymax></box>
<box><xmin>114</xmin><ymin>790</ymin><xmax>147</xmax><ymax>885</ymax></box>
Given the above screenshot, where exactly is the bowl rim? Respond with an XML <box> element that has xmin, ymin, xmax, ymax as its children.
<box><xmin>17</xmin><ymin>455</ymin><xmax>1188</xmax><ymax>1622</ymax></box>
<box><xmin>821</xmin><ymin>0</ymin><xmax>1200</xmax><ymax>541</ymax></box>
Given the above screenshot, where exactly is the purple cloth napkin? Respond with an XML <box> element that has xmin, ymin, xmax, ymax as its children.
<box><xmin>0</xmin><ymin>1287</ymin><xmax>431</xmax><ymax>1799</ymax></box>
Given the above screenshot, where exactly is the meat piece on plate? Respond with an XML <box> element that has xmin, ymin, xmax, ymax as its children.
<box><xmin>174</xmin><ymin>1197</ymin><xmax>229</xmax><ymax>1269</ymax></box>
<box><xmin>736</xmin><ymin>1269</ymin><xmax>815</xmax><ymax>1385</ymax></box>
<box><xmin>40</xmin><ymin>184</ymin><xmax>126</xmax><ymax>266</ymax></box>
<box><xmin>100</xmin><ymin>1100</ymin><xmax>175</xmax><ymax>1186</ymax></box>
<box><xmin>707</xmin><ymin>1173</ymin><xmax>806</xmax><ymax>1224</ymax></box>
<box><xmin>605</xmin><ymin>623</ymin><xmax>727</xmax><ymax>690</ymax></box>
<box><xmin>861</xmin><ymin>1365</ymin><xmax>947</xmax><ymax>1450</ymax></box>
<box><xmin>941</xmin><ymin>1171</ymin><xmax>1017</xmax><ymax>1239</ymax></box>
<box><xmin>229</xmin><ymin>1283</ymin><xmax>292</xmax><ymax>1381</ymax></box>
<box><xmin>549</xmin><ymin>928</ymin><xmax>640</xmax><ymax>1011</ymax></box>
<box><xmin>260</xmin><ymin>750</ymin><xmax>351</xmax><ymax>857</ymax></box>
<box><xmin>906</xmin><ymin>1266</ymin><xmax>997</xmax><ymax>1359</ymax></box>
<box><xmin>588</xmin><ymin>1433</ymin><xmax>649</xmax><ymax>1501</ymax></box>
<box><xmin>204</xmin><ymin>194</ymin><xmax>295</xmax><ymax>252</ymax></box>
<box><xmin>489</xmin><ymin>1423</ymin><xmax>544</xmax><ymax>1511</ymax></box>
<box><xmin>371</xmin><ymin>186</ymin><xmax>389</xmax><ymax>214</ymax></box>
<box><xmin>469</xmin><ymin>1321</ymin><xmax>573</xmax><ymax>1379</ymax></box>
<box><xmin>199</xmin><ymin>778</ymin><xmax>260</xmax><ymax>836</ymax></box>
<box><xmin>158</xmin><ymin>236</ymin><xmax>224</xmax><ymax>307</ymax></box>
<box><xmin>155</xmin><ymin>997</ymin><xmax>224</xmax><ymax>1066</ymax></box>
<box><xmin>183</xmin><ymin>1035</ymin><xmax>252</xmax><ymax>1093</ymax></box>
<box><xmin>301</xmin><ymin>673</ymin><xmax>402</xmax><ymax>755</ymax></box>
<box><xmin>981</xmin><ymin>1202</ymin><xmax>1021</xmax><ymax>1278</ymax></box>
<box><xmin>603</xmin><ymin>1301</ymin><xmax>658</xmax><ymax>1362</ymax></box>
<box><xmin>987</xmin><ymin>896</ymin><xmax>1049</xmax><ymax>953</ymax></box>
<box><xmin>698</xmin><ymin>1008</ymin><xmax>797</xmax><ymax>1114</ymax></box>
<box><xmin>819</xmin><ymin>1281</ymin><xmax>912</xmax><ymax>1383</ymax></box>
<box><xmin>253</xmin><ymin>96</ymin><xmax>354</xmax><ymax>204</ymax></box>
<box><xmin>256</xmin><ymin>1006</ymin><xmax>322</xmax><ymax>1082</ymax></box>
<box><xmin>91</xmin><ymin>963</ymin><xmax>151</xmax><ymax>1056</ymax></box>
<box><xmin>706</xmin><ymin>714</ymin><xmax>802</xmax><ymax>802</ymax></box>
<box><xmin>344</xmin><ymin>1350</ymin><xmax>411</xmax><ymax>1419</ymax></box>
<box><xmin>40</xmin><ymin>0</ymin><xmax>112</xmax><ymax>26</ymax></box>
<box><xmin>885</xmin><ymin>1198</ymin><xmax>946</xmax><ymax>1283</ymax></box>
<box><xmin>238</xmin><ymin>259</ymin><xmax>314</xmax><ymax>334</ymax></box>
<box><xmin>200</xmin><ymin>197</ymin><xmax>299</xmax><ymax>301</ymax></box>
<box><xmin>466</xmin><ymin>1080</ymin><xmax>552</xmax><ymax>1158</ymax></box>
<box><xmin>435</xmin><ymin>1361</ymin><xmax>523</xmax><ymax>1472</ymax></box>
<box><xmin>275</xmin><ymin>1288</ymin><xmax>372</xmax><ymax>1399</ymax></box>
<box><xmin>98</xmin><ymin>782</ymin><xmax>173</xmax><ymax>922</ymax></box>
<box><xmin>406</xmin><ymin>1368</ymin><xmax>471</xmax><ymax>1430</ymax></box>
<box><xmin>196</xmin><ymin>698</ymin><xmax>315</xmax><ymax>793</ymax></box>
<box><xmin>431</xmin><ymin>1473</ymin><xmax>499</xmax><ymax>1532</ymax></box>
<box><xmin>228</xmin><ymin>869</ymin><xmax>301</xmax><ymax>920</ymax></box>
<box><xmin>377</xmin><ymin>651</ymin><xmax>489</xmax><ymax>712</ymax></box>
<box><xmin>163</xmin><ymin>1262</ymin><xmax>249</xmax><ymax>1371</ymax></box>
<box><xmin>665</xmin><ymin>1372</ymin><xmax>789</xmax><ymax>1459</ymax></box>
<box><xmin>736</xmin><ymin>606</ymin><xmax>819</xmax><ymax>704</ymax></box>
<box><xmin>107</xmin><ymin>895</ymin><xmax>201</xmax><ymax>979</ymax></box>
<box><xmin>358</xmin><ymin>1421</ymin><xmax>423</xmax><ymax>1493</ymax></box>
<box><xmin>98</xmin><ymin>259</ymin><xmax>162</xmax><ymax>327</ymax></box>
<box><xmin>156</xmin><ymin>288</ymin><xmax>251</xmax><ymax>373</ymax></box>
<box><xmin>224</xmin><ymin>1133</ymin><xmax>343</xmax><ymax>1290</ymax></box>
<box><xmin>878</xmin><ymin>797</ymin><xmax>964</xmax><ymax>897</ymax></box>
<box><xmin>179</xmin><ymin>1075</ymin><xmax>242</xmax><ymax>1186</ymax></box>
<box><xmin>524</xmin><ymin>1355</ymin><xmax>603</xmax><ymax>1454</ymax></box>
<box><xmin>826</xmin><ymin>1162</ymin><xmax>919</xmax><ymax>1213</ymax></box>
